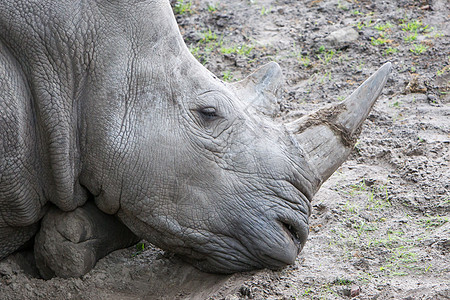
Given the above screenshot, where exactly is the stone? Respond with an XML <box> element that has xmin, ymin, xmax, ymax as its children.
<box><xmin>325</xmin><ymin>27</ymin><xmax>359</xmax><ymax>46</ymax></box>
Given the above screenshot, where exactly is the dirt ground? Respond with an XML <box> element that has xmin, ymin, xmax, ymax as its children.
<box><xmin>1</xmin><ymin>0</ymin><xmax>449</xmax><ymax>299</ymax></box>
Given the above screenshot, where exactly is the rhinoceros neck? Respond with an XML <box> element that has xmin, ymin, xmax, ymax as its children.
<box><xmin>0</xmin><ymin>0</ymin><xmax>95</xmax><ymax>210</ymax></box>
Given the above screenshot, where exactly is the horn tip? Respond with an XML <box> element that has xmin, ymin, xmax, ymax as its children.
<box><xmin>381</xmin><ymin>61</ymin><xmax>392</xmax><ymax>73</ymax></box>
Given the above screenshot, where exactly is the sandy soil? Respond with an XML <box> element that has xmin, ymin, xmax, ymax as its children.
<box><xmin>1</xmin><ymin>0</ymin><xmax>449</xmax><ymax>299</ymax></box>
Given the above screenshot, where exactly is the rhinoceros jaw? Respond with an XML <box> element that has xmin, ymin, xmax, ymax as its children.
<box><xmin>288</xmin><ymin>62</ymin><xmax>392</xmax><ymax>191</ymax></box>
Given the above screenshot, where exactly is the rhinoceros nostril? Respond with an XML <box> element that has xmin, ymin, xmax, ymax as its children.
<box><xmin>279</xmin><ymin>221</ymin><xmax>303</xmax><ymax>253</ymax></box>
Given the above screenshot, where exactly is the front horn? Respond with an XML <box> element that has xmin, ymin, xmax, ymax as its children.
<box><xmin>287</xmin><ymin>62</ymin><xmax>392</xmax><ymax>192</ymax></box>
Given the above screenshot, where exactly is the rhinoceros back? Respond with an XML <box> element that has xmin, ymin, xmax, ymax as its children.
<box><xmin>0</xmin><ymin>40</ymin><xmax>43</xmax><ymax>259</ymax></box>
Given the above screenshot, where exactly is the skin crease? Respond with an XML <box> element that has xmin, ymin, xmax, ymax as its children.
<box><xmin>0</xmin><ymin>0</ymin><xmax>320</xmax><ymax>273</ymax></box>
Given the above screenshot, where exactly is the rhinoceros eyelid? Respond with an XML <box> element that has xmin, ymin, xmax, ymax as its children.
<box><xmin>198</xmin><ymin>106</ymin><xmax>219</xmax><ymax>119</ymax></box>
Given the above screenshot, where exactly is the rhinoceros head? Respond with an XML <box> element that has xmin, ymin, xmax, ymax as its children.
<box><xmin>5</xmin><ymin>0</ymin><xmax>388</xmax><ymax>273</ymax></box>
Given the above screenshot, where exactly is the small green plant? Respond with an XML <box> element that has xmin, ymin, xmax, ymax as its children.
<box><xmin>220</xmin><ymin>44</ymin><xmax>254</xmax><ymax>56</ymax></box>
<box><xmin>174</xmin><ymin>0</ymin><xmax>192</xmax><ymax>15</ymax></box>
<box><xmin>432</xmin><ymin>32</ymin><xmax>444</xmax><ymax>38</ymax></box>
<box><xmin>207</xmin><ymin>3</ymin><xmax>217</xmax><ymax>12</ymax></box>
<box><xmin>317</xmin><ymin>49</ymin><xmax>335</xmax><ymax>64</ymax></box>
<box><xmin>355</xmin><ymin>222</ymin><xmax>378</xmax><ymax>236</ymax></box>
<box><xmin>219</xmin><ymin>46</ymin><xmax>235</xmax><ymax>54</ymax></box>
<box><xmin>410</xmin><ymin>43</ymin><xmax>428</xmax><ymax>55</ymax></box>
<box><xmin>404</xmin><ymin>32</ymin><xmax>417</xmax><ymax>42</ymax></box>
<box><xmin>222</xmin><ymin>70</ymin><xmax>233</xmax><ymax>82</ymax></box>
<box><xmin>236</xmin><ymin>44</ymin><xmax>253</xmax><ymax>56</ymax></box>
<box><xmin>384</xmin><ymin>47</ymin><xmax>399</xmax><ymax>55</ymax></box>
<box><xmin>410</xmin><ymin>66</ymin><xmax>416</xmax><ymax>73</ymax></box>
<box><xmin>371</xmin><ymin>36</ymin><xmax>390</xmax><ymax>46</ymax></box>
<box><xmin>351</xmin><ymin>10</ymin><xmax>362</xmax><ymax>15</ymax></box>
<box><xmin>356</xmin><ymin>19</ymin><xmax>373</xmax><ymax>30</ymax></box>
<box><xmin>350</xmin><ymin>179</ymin><xmax>368</xmax><ymax>193</ymax></box>
<box><xmin>132</xmin><ymin>242</ymin><xmax>145</xmax><ymax>257</ymax></box>
<box><xmin>291</xmin><ymin>43</ymin><xmax>311</xmax><ymax>67</ymax></box>
<box><xmin>401</xmin><ymin>19</ymin><xmax>428</xmax><ymax>33</ymax></box>
<box><xmin>318</xmin><ymin>45</ymin><xmax>326</xmax><ymax>53</ymax></box>
<box><xmin>189</xmin><ymin>45</ymin><xmax>200</xmax><ymax>57</ymax></box>
<box><xmin>189</xmin><ymin>45</ymin><xmax>209</xmax><ymax>65</ymax></box>
<box><xmin>367</xmin><ymin>185</ymin><xmax>391</xmax><ymax>210</ymax></box>
<box><xmin>200</xmin><ymin>29</ymin><xmax>217</xmax><ymax>43</ymax></box>
<box><xmin>374</xmin><ymin>22</ymin><xmax>393</xmax><ymax>31</ymax></box>
<box><xmin>416</xmin><ymin>215</ymin><xmax>449</xmax><ymax>229</ymax></box>
<box><xmin>261</xmin><ymin>5</ymin><xmax>272</xmax><ymax>15</ymax></box>
<box><xmin>303</xmin><ymin>287</ymin><xmax>312</xmax><ymax>295</ymax></box>
<box><xmin>298</xmin><ymin>54</ymin><xmax>311</xmax><ymax>67</ymax></box>
<box><xmin>382</xmin><ymin>247</ymin><xmax>419</xmax><ymax>275</ymax></box>
<box><xmin>319</xmin><ymin>71</ymin><xmax>332</xmax><ymax>83</ymax></box>
<box><xmin>346</xmin><ymin>179</ymin><xmax>391</xmax><ymax>210</ymax></box>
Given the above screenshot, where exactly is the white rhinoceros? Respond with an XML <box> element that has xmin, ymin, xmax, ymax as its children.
<box><xmin>0</xmin><ymin>0</ymin><xmax>391</xmax><ymax>278</ymax></box>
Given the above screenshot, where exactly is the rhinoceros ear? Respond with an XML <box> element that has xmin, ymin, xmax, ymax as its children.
<box><xmin>287</xmin><ymin>62</ymin><xmax>392</xmax><ymax>191</ymax></box>
<box><xmin>231</xmin><ymin>61</ymin><xmax>283</xmax><ymax>116</ymax></box>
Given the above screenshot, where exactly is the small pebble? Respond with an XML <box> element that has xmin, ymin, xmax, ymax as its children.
<box><xmin>351</xmin><ymin>285</ymin><xmax>361</xmax><ymax>297</ymax></box>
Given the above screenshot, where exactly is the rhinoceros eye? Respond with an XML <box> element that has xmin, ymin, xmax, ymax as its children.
<box><xmin>198</xmin><ymin>107</ymin><xmax>218</xmax><ymax>119</ymax></box>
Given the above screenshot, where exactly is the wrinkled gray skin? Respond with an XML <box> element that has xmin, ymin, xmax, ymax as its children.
<box><xmin>0</xmin><ymin>0</ymin><xmax>391</xmax><ymax>278</ymax></box>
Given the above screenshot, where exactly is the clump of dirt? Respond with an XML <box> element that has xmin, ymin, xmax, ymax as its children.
<box><xmin>1</xmin><ymin>0</ymin><xmax>448</xmax><ymax>299</ymax></box>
